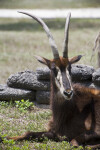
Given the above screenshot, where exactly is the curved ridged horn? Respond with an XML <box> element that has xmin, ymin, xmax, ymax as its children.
<box><xmin>18</xmin><ymin>11</ymin><xmax>59</xmax><ymax>59</ymax></box>
<box><xmin>63</xmin><ymin>13</ymin><xmax>71</xmax><ymax>58</ymax></box>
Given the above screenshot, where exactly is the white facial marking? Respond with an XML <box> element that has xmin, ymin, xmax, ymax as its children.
<box><xmin>66</xmin><ymin>69</ymin><xmax>73</xmax><ymax>91</ymax></box>
<box><xmin>55</xmin><ymin>67</ymin><xmax>73</xmax><ymax>100</ymax></box>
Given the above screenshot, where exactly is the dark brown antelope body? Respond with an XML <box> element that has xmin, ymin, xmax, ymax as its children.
<box><xmin>1</xmin><ymin>12</ymin><xmax>100</xmax><ymax>149</ymax></box>
<box><xmin>50</xmin><ymin>80</ymin><xmax>100</xmax><ymax>146</ymax></box>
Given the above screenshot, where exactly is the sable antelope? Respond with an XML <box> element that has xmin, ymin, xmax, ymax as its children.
<box><xmin>1</xmin><ymin>12</ymin><xmax>100</xmax><ymax>149</ymax></box>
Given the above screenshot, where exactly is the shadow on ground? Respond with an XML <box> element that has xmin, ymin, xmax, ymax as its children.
<box><xmin>0</xmin><ymin>18</ymin><xmax>100</xmax><ymax>31</ymax></box>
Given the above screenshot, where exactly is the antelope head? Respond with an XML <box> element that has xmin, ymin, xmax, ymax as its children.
<box><xmin>19</xmin><ymin>12</ymin><xmax>82</xmax><ymax>100</ymax></box>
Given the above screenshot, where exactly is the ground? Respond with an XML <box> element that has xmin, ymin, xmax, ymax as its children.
<box><xmin>0</xmin><ymin>18</ymin><xmax>99</xmax><ymax>83</ymax></box>
<box><xmin>0</xmin><ymin>101</ymin><xmax>87</xmax><ymax>150</ymax></box>
<box><xmin>0</xmin><ymin>1</ymin><xmax>100</xmax><ymax>149</ymax></box>
<box><xmin>0</xmin><ymin>0</ymin><xmax>100</xmax><ymax>9</ymax></box>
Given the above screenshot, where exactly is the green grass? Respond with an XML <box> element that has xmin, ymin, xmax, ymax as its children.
<box><xmin>0</xmin><ymin>0</ymin><xmax>100</xmax><ymax>9</ymax></box>
<box><xmin>0</xmin><ymin>101</ymin><xmax>87</xmax><ymax>150</ymax></box>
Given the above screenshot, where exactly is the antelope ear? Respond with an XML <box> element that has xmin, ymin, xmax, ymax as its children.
<box><xmin>69</xmin><ymin>55</ymin><xmax>83</xmax><ymax>64</ymax></box>
<box><xmin>34</xmin><ymin>55</ymin><xmax>51</xmax><ymax>68</ymax></box>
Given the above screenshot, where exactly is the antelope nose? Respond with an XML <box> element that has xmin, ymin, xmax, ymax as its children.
<box><xmin>63</xmin><ymin>90</ymin><xmax>73</xmax><ymax>97</ymax></box>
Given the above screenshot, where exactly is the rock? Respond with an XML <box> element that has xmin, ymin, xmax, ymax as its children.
<box><xmin>92</xmin><ymin>68</ymin><xmax>100</xmax><ymax>86</ymax></box>
<box><xmin>7</xmin><ymin>70</ymin><xmax>50</xmax><ymax>91</ymax></box>
<box><xmin>71</xmin><ymin>64</ymin><xmax>95</xmax><ymax>82</ymax></box>
<box><xmin>36</xmin><ymin>91</ymin><xmax>50</xmax><ymax>104</ymax></box>
<box><xmin>89</xmin><ymin>83</ymin><xmax>100</xmax><ymax>89</ymax></box>
<box><xmin>6</xmin><ymin>65</ymin><xmax>97</xmax><ymax>105</ymax></box>
<box><xmin>36</xmin><ymin>67</ymin><xmax>50</xmax><ymax>80</ymax></box>
<box><xmin>36</xmin><ymin>65</ymin><xmax>95</xmax><ymax>82</ymax></box>
<box><xmin>0</xmin><ymin>84</ymin><xmax>35</xmax><ymax>101</ymax></box>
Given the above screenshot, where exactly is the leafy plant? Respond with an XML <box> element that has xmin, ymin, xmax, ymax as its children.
<box><xmin>15</xmin><ymin>99</ymin><xmax>34</xmax><ymax>112</ymax></box>
<box><xmin>0</xmin><ymin>101</ymin><xmax>9</xmax><ymax>107</ymax></box>
<box><xmin>2</xmin><ymin>138</ymin><xmax>30</xmax><ymax>150</ymax></box>
<box><xmin>3</xmin><ymin>138</ymin><xmax>15</xmax><ymax>145</ymax></box>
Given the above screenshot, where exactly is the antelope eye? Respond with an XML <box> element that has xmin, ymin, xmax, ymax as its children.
<box><xmin>53</xmin><ymin>67</ymin><xmax>58</xmax><ymax>77</ymax></box>
<box><xmin>67</xmin><ymin>64</ymin><xmax>71</xmax><ymax>75</ymax></box>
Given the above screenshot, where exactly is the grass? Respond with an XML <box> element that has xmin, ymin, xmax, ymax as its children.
<box><xmin>0</xmin><ymin>0</ymin><xmax>100</xmax><ymax>9</ymax></box>
<box><xmin>0</xmin><ymin>18</ymin><xmax>99</xmax><ymax>83</ymax></box>
<box><xmin>0</xmin><ymin>18</ymin><xmax>100</xmax><ymax>149</ymax></box>
<box><xmin>0</xmin><ymin>101</ymin><xmax>86</xmax><ymax>150</ymax></box>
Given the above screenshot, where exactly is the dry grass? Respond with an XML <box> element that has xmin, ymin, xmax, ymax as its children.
<box><xmin>0</xmin><ymin>18</ymin><xmax>100</xmax><ymax>83</ymax></box>
<box><xmin>0</xmin><ymin>0</ymin><xmax>99</xmax><ymax>9</ymax></box>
